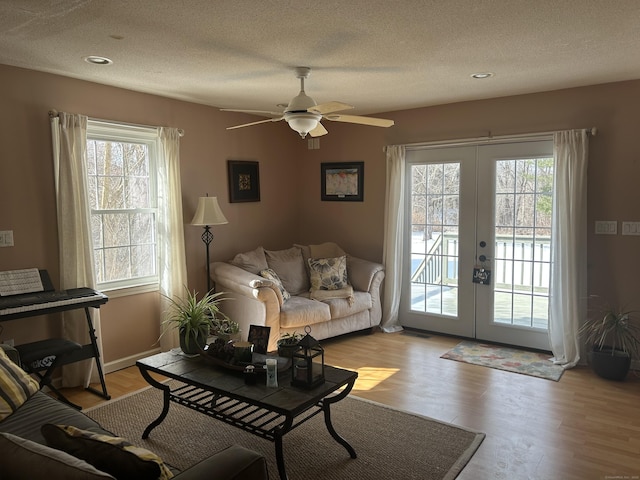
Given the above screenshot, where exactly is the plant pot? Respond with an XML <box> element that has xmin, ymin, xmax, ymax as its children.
<box><xmin>179</xmin><ymin>327</ymin><xmax>208</xmax><ymax>355</ymax></box>
<box><xmin>588</xmin><ymin>346</ymin><xmax>631</xmax><ymax>381</ymax></box>
<box><xmin>277</xmin><ymin>343</ymin><xmax>301</xmax><ymax>358</ymax></box>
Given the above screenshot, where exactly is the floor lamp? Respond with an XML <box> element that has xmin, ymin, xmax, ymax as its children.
<box><xmin>191</xmin><ymin>195</ymin><xmax>228</xmax><ymax>293</ymax></box>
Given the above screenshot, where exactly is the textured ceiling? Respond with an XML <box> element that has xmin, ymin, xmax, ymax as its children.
<box><xmin>2</xmin><ymin>0</ymin><xmax>640</xmax><ymax>116</ymax></box>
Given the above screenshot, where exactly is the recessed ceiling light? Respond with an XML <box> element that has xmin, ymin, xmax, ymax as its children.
<box><xmin>83</xmin><ymin>55</ymin><xmax>113</xmax><ymax>65</ymax></box>
<box><xmin>471</xmin><ymin>72</ymin><xmax>493</xmax><ymax>79</ymax></box>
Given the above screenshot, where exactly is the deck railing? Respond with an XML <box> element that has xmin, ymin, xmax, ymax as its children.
<box><xmin>411</xmin><ymin>233</ymin><xmax>551</xmax><ymax>293</ymax></box>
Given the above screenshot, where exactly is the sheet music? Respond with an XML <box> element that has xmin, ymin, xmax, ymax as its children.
<box><xmin>0</xmin><ymin>268</ymin><xmax>44</xmax><ymax>296</ymax></box>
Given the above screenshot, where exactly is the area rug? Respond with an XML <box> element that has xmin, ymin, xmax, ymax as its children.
<box><xmin>440</xmin><ymin>340</ymin><xmax>564</xmax><ymax>381</ymax></box>
<box><xmin>86</xmin><ymin>381</ymin><xmax>485</xmax><ymax>480</ymax></box>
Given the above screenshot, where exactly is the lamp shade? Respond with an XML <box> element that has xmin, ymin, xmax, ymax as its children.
<box><xmin>190</xmin><ymin>196</ymin><xmax>228</xmax><ymax>226</ymax></box>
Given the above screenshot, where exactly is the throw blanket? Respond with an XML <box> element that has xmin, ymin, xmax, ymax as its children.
<box><xmin>309</xmin><ymin>285</ymin><xmax>354</xmax><ymax>305</ymax></box>
<box><xmin>308</xmin><ymin>242</ymin><xmax>353</xmax><ymax>305</ymax></box>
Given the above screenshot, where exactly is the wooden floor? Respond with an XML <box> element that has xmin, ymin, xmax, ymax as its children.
<box><xmin>61</xmin><ymin>331</ymin><xmax>640</xmax><ymax>479</ymax></box>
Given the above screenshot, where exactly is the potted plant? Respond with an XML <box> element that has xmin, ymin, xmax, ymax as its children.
<box><xmin>210</xmin><ymin>317</ymin><xmax>241</xmax><ymax>342</ymax></box>
<box><xmin>161</xmin><ymin>288</ymin><xmax>228</xmax><ymax>355</ymax></box>
<box><xmin>579</xmin><ymin>299</ymin><xmax>640</xmax><ymax>380</ymax></box>
<box><xmin>277</xmin><ymin>332</ymin><xmax>303</xmax><ymax>358</ymax></box>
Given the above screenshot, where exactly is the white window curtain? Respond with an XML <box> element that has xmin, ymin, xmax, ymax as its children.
<box><xmin>380</xmin><ymin>145</ymin><xmax>406</xmax><ymax>332</ymax></box>
<box><xmin>548</xmin><ymin>129</ymin><xmax>589</xmax><ymax>368</ymax></box>
<box><xmin>157</xmin><ymin>127</ymin><xmax>188</xmax><ymax>351</ymax></box>
<box><xmin>51</xmin><ymin>112</ymin><xmax>103</xmax><ymax>388</ymax></box>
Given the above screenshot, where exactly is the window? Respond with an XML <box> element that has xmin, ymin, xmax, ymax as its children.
<box><xmin>86</xmin><ymin>121</ymin><xmax>159</xmax><ymax>290</ymax></box>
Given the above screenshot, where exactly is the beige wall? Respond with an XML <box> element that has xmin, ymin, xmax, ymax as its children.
<box><xmin>0</xmin><ymin>64</ymin><xmax>300</xmax><ymax>365</ymax></box>
<box><xmin>1</xmin><ymin>64</ymin><xmax>639</xmax><ymax>368</ymax></box>
<box><xmin>304</xmin><ymin>81</ymin><xmax>640</xmax><ymax>307</ymax></box>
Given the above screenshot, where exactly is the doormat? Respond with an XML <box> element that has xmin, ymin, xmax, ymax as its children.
<box><xmin>440</xmin><ymin>340</ymin><xmax>564</xmax><ymax>381</ymax></box>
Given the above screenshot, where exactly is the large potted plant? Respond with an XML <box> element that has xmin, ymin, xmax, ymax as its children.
<box><xmin>579</xmin><ymin>300</ymin><xmax>640</xmax><ymax>380</ymax></box>
<box><xmin>161</xmin><ymin>288</ymin><xmax>228</xmax><ymax>355</ymax></box>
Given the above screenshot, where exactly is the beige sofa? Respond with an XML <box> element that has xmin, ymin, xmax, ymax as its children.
<box><xmin>211</xmin><ymin>243</ymin><xmax>385</xmax><ymax>352</ymax></box>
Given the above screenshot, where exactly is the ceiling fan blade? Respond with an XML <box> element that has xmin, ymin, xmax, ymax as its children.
<box><xmin>309</xmin><ymin>122</ymin><xmax>328</xmax><ymax>137</ymax></box>
<box><xmin>308</xmin><ymin>101</ymin><xmax>354</xmax><ymax>115</ymax></box>
<box><xmin>324</xmin><ymin>114</ymin><xmax>394</xmax><ymax>128</ymax></box>
<box><xmin>221</xmin><ymin>108</ymin><xmax>283</xmax><ymax>117</ymax></box>
<box><xmin>226</xmin><ymin>117</ymin><xmax>283</xmax><ymax>130</ymax></box>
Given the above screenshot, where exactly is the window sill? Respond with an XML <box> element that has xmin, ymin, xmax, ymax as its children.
<box><xmin>98</xmin><ymin>283</ymin><xmax>159</xmax><ymax>299</ymax></box>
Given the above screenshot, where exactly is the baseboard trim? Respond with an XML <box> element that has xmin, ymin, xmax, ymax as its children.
<box><xmin>103</xmin><ymin>348</ymin><xmax>161</xmax><ymax>374</ymax></box>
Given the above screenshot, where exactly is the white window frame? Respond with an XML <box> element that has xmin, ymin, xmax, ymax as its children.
<box><xmin>86</xmin><ymin>121</ymin><xmax>160</xmax><ymax>294</ymax></box>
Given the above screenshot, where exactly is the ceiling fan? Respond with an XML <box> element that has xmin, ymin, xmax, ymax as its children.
<box><xmin>222</xmin><ymin>67</ymin><xmax>394</xmax><ymax>138</ymax></box>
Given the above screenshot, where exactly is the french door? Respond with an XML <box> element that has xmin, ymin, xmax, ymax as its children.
<box><xmin>400</xmin><ymin>140</ymin><xmax>554</xmax><ymax>350</ymax></box>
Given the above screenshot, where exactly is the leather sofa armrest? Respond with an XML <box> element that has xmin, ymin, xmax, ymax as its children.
<box><xmin>211</xmin><ymin>262</ymin><xmax>265</xmax><ymax>297</ymax></box>
<box><xmin>211</xmin><ymin>262</ymin><xmax>283</xmax><ymax>305</ymax></box>
<box><xmin>173</xmin><ymin>445</ymin><xmax>268</xmax><ymax>480</ymax></box>
<box><xmin>347</xmin><ymin>256</ymin><xmax>384</xmax><ymax>292</ymax></box>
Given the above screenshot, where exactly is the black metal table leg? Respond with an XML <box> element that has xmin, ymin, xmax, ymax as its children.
<box><xmin>138</xmin><ymin>366</ymin><xmax>171</xmax><ymax>439</ymax></box>
<box><xmin>274</xmin><ymin>416</ymin><xmax>294</xmax><ymax>480</ymax></box>
<box><xmin>322</xmin><ymin>379</ymin><xmax>358</xmax><ymax>458</ymax></box>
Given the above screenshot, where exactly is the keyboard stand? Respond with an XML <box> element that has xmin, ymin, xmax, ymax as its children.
<box><xmin>1</xmin><ymin>290</ymin><xmax>111</xmax><ymax>403</ymax></box>
<box><xmin>55</xmin><ymin>305</ymin><xmax>111</xmax><ymax>402</ymax></box>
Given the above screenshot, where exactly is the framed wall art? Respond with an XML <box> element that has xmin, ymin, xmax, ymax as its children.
<box><xmin>321</xmin><ymin>161</ymin><xmax>364</xmax><ymax>202</ymax></box>
<box><xmin>227</xmin><ymin>160</ymin><xmax>260</xmax><ymax>203</ymax></box>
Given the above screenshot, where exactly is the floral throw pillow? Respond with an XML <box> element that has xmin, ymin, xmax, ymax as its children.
<box><xmin>308</xmin><ymin>256</ymin><xmax>348</xmax><ymax>291</ymax></box>
<box><xmin>260</xmin><ymin>268</ymin><xmax>291</xmax><ymax>302</ymax></box>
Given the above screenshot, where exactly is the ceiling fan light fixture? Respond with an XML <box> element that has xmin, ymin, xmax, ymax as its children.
<box><xmin>285</xmin><ymin>113</ymin><xmax>320</xmax><ymax>138</ymax></box>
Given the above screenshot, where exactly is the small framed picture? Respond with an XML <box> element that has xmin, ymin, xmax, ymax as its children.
<box><xmin>321</xmin><ymin>162</ymin><xmax>364</xmax><ymax>202</ymax></box>
<box><xmin>228</xmin><ymin>160</ymin><xmax>260</xmax><ymax>203</ymax></box>
<box><xmin>248</xmin><ymin>325</ymin><xmax>271</xmax><ymax>354</ymax></box>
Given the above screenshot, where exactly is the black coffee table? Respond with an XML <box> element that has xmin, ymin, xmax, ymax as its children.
<box><xmin>136</xmin><ymin>351</ymin><xmax>358</xmax><ymax>480</ymax></box>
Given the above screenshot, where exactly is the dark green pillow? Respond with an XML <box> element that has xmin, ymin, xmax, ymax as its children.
<box><xmin>41</xmin><ymin>424</ymin><xmax>173</xmax><ymax>480</ymax></box>
<box><xmin>0</xmin><ymin>432</ymin><xmax>114</xmax><ymax>479</ymax></box>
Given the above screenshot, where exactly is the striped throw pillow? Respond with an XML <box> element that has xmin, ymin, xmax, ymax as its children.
<box><xmin>0</xmin><ymin>346</ymin><xmax>40</xmax><ymax>421</ymax></box>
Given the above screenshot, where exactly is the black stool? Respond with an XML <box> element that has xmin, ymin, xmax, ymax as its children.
<box><xmin>15</xmin><ymin>339</ymin><xmax>83</xmax><ymax>409</ymax></box>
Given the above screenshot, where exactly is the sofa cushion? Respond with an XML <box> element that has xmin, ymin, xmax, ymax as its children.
<box><xmin>230</xmin><ymin>246</ymin><xmax>268</xmax><ymax>275</ymax></box>
<box><xmin>279</xmin><ymin>296</ymin><xmax>331</xmax><ymax>329</ymax></box>
<box><xmin>259</xmin><ymin>268</ymin><xmax>290</xmax><ymax>302</ymax></box>
<box><xmin>41</xmin><ymin>424</ymin><xmax>173</xmax><ymax>480</ymax></box>
<box><xmin>0</xmin><ymin>432</ymin><xmax>115</xmax><ymax>479</ymax></box>
<box><xmin>0</xmin><ymin>391</ymin><xmax>108</xmax><ymax>445</ymax></box>
<box><xmin>324</xmin><ymin>291</ymin><xmax>373</xmax><ymax>319</ymax></box>
<box><xmin>0</xmin><ymin>345</ymin><xmax>40</xmax><ymax>421</ymax></box>
<box><xmin>265</xmin><ymin>246</ymin><xmax>309</xmax><ymax>295</ymax></box>
<box><xmin>308</xmin><ymin>255</ymin><xmax>348</xmax><ymax>291</ymax></box>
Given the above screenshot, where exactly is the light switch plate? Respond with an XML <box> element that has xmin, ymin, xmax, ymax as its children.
<box><xmin>594</xmin><ymin>221</ymin><xmax>617</xmax><ymax>235</ymax></box>
<box><xmin>0</xmin><ymin>230</ymin><xmax>14</xmax><ymax>247</ymax></box>
<box><xmin>621</xmin><ymin>222</ymin><xmax>640</xmax><ymax>236</ymax></box>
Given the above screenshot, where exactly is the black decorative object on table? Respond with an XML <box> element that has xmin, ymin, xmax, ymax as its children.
<box><xmin>248</xmin><ymin>324</ymin><xmax>271</xmax><ymax>355</ymax></box>
<box><xmin>291</xmin><ymin>326</ymin><xmax>325</xmax><ymax>389</ymax></box>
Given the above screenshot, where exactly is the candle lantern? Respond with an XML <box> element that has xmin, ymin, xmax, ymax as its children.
<box><xmin>291</xmin><ymin>326</ymin><xmax>325</xmax><ymax>389</ymax></box>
